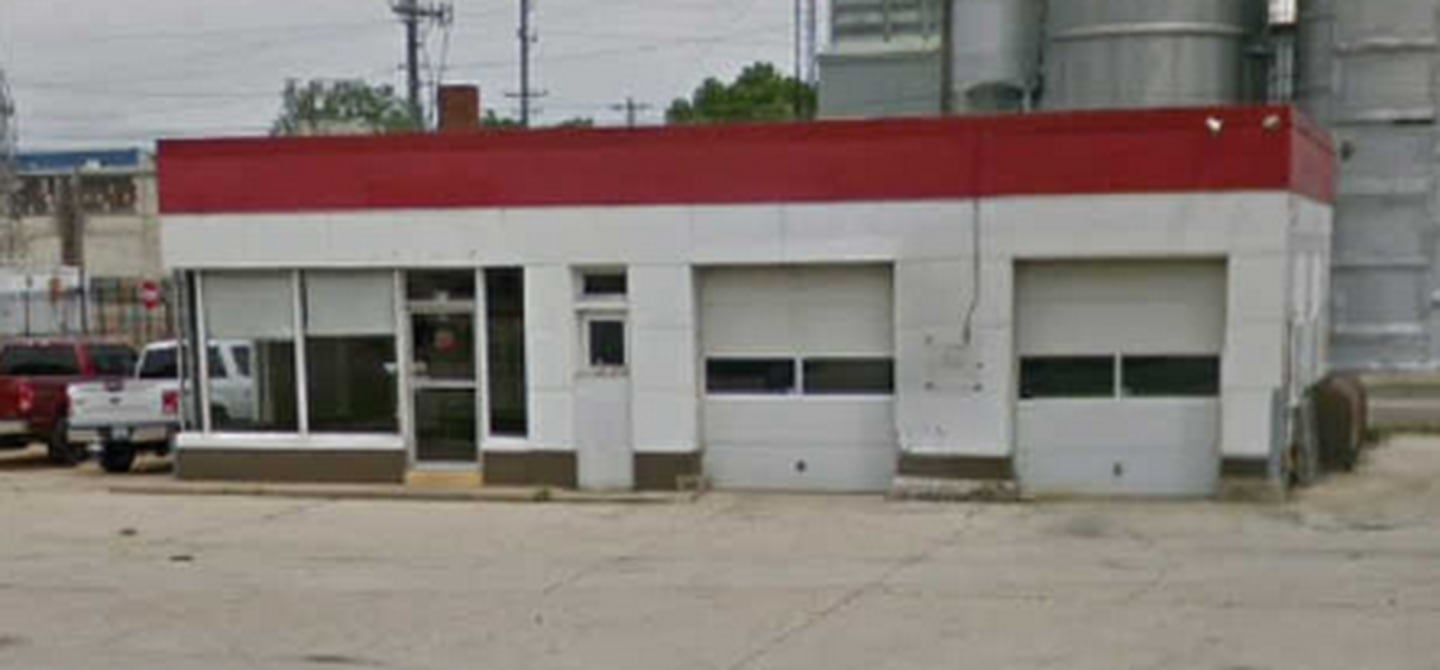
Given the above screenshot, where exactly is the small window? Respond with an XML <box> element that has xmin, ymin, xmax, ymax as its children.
<box><xmin>89</xmin><ymin>345</ymin><xmax>137</xmax><ymax>376</ymax></box>
<box><xmin>207</xmin><ymin>346</ymin><xmax>228</xmax><ymax>379</ymax></box>
<box><xmin>0</xmin><ymin>345</ymin><xmax>81</xmax><ymax>376</ymax></box>
<box><xmin>803</xmin><ymin>358</ymin><xmax>894</xmax><ymax>395</ymax></box>
<box><xmin>1122</xmin><ymin>356</ymin><xmax>1220</xmax><ymax>397</ymax></box>
<box><xmin>138</xmin><ymin>347</ymin><xmax>179</xmax><ymax>379</ymax></box>
<box><xmin>587</xmin><ymin>319</ymin><xmax>626</xmax><ymax>367</ymax></box>
<box><xmin>1020</xmin><ymin>356</ymin><xmax>1115</xmax><ymax>399</ymax></box>
<box><xmin>231</xmin><ymin>347</ymin><xmax>252</xmax><ymax>377</ymax></box>
<box><xmin>706</xmin><ymin>358</ymin><xmax>796</xmax><ymax>394</ymax></box>
<box><xmin>581</xmin><ymin>271</ymin><xmax>627</xmax><ymax>298</ymax></box>
<box><xmin>406</xmin><ymin>271</ymin><xmax>475</xmax><ymax>302</ymax></box>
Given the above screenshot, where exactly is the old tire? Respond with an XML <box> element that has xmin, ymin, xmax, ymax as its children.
<box><xmin>46</xmin><ymin>419</ymin><xmax>87</xmax><ymax>466</ymax></box>
<box><xmin>1314</xmin><ymin>375</ymin><xmax>1368</xmax><ymax>472</ymax></box>
<box><xmin>99</xmin><ymin>444</ymin><xmax>136</xmax><ymax>474</ymax></box>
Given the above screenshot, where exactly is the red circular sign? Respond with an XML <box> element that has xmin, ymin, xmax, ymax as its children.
<box><xmin>139</xmin><ymin>280</ymin><xmax>161</xmax><ymax>310</ymax></box>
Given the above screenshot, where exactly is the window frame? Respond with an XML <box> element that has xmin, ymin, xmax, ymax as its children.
<box><xmin>1119</xmin><ymin>354</ymin><xmax>1221</xmax><ymax>399</ymax></box>
<box><xmin>703</xmin><ymin>354</ymin><xmax>896</xmax><ymax>398</ymax></box>
<box><xmin>800</xmin><ymin>356</ymin><xmax>895</xmax><ymax>396</ymax></box>
<box><xmin>579</xmin><ymin>270</ymin><xmax>627</xmax><ymax>299</ymax></box>
<box><xmin>1018</xmin><ymin>355</ymin><xmax>1120</xmax><ymax>400</ymax></box>
<box><xmin>579</xmin><ymin>311</ymin><xmax>628</xmax><ymax>374</ymax></box>
<box><xmin>1018</xmin><ymin>353</ymin><xmax>1223</xmax><ymax>401</ymax></box>
<box><xmin>483</xmin><ymin>267</ymin><xmax>529</xmax><ymax>440</ymax></box>
<box><xmin>704</xmin><ymin>356</ymin><xmax>799</xmax><ymax>396</ymax></box>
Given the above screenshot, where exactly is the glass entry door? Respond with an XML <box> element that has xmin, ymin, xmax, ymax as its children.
<box><xmin>407</xmin><ymin>272</ymin><xmax>479</xmax><ymax>465</ymax></box>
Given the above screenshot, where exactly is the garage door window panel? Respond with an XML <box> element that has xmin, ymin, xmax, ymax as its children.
<box><xmin>1121</xmin><ymin>356</ymin><xmax>1220</xmax><ymax>398</ymax></box>
<box><xmin>802</xmin><ymin>358</ymin><xmax>894</xmax><ymax>395</ymax></box>
<box><xmin>1020</xmin><ymin>356</ymin><xmax>1116</xmax><ymax>399</ymax></box>
<box><xmin>202</xmin><ymin>272</ymin><xmax>298</xmax><ymax>432</ymax></box>
<box><xmin>706</xmin><ymin>358</ymin><xmax>796</xmax><ymax>394</ymax></box>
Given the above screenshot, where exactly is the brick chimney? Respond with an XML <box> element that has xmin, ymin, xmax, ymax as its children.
<box><xmin>437</xmin><ymin>85</ymin><xmax>481</xmax><ymax>133</ymax></box>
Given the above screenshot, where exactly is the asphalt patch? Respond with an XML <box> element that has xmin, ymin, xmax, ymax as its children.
<box><xmin>303</xmin><ymin>653</ymin><xmax>380</xmax><ymax>666</ymax></box>
<box><xmin>0</xmin><ymin>634</ymin><xmax>28</xmax><ymax>650</ymax></box>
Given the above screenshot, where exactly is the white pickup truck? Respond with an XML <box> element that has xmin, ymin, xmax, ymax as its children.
<box><xmin>67</xmin><ymin>340</ymin><xmax>254</xmax><ymax>473</ymax></box>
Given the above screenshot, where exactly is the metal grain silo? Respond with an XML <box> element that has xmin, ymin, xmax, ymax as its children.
<box><xmin>1296</xmin><ymin>0</ymin><xmax>1440</xmax><ymax>369</ymax></box>
<box><xmin>1043</xmin><ymin>0</ymin><xmax>1268</xmax><ymax>110</ymax></box>
<box><xmin>949</xmin><ymin>0</ymin><xmax>1043</xmax><ymax>113</ymax></box>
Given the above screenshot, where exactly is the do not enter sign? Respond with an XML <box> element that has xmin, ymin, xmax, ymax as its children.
<box><xmin>139</xmin><ymin>280</ymin><xmax>162</xmax><ymax>310</ymax></box>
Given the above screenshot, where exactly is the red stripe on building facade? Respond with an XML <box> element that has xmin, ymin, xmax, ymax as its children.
<box><xmin>158</xmin><ymin>106</ymin><xmax>1334</xmax><ymax>215</ymax></box>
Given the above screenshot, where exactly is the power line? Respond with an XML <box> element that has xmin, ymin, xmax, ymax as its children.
<box><xmin>4</xmin><ymin>18</ymin><xmax>396</xmax><ymax>46</ymax></box>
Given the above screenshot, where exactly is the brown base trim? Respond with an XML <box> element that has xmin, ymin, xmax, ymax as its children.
<box><xmin>1220</xmin><ymin>457</ymin><xmax>1272</xmax><ymax>480</ymax></box>
<box><xmin>176</xmin><ymin>449</ymin><xmax>406</xmax><ymax>484</ymax></box>
<box><xmin>634</xmin><ymin>452</ymin><xmax>702</xmax><ymax>491</ymax></box>
<box><xmin>897</xmin><ymin>454</ymin><xmax>1014</xmax><ymax>481</ymax></box>
<box><xmin>482</xmin><ymin>451</ymin><xmax>577</xmax><ymax>488</ymax></box>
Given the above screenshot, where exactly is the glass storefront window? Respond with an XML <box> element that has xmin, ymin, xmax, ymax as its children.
<box><xmin>304</xmin><ymin>271</ymin><xmax>399</xmax><ymax>434</ymax></box>
<box><xmin>485</xmin><ymin>268</ymin><xmax>528</xmax><ymax>436</ymax></box>
<box><xmin>202</xmin><ymin>272</ymin><xmax>298</xmax><ymax>431</ymax></box>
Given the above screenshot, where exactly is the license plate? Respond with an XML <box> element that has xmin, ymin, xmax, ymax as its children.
<box><xmin>110</xmin><ymin>427</ymin><xmax>131</xmax><ymax>441</ymax></box>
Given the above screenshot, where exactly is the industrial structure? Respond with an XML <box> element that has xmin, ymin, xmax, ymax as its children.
<box><xmin>156</xmin><ymin>104</ymin><xmax>1331</xmax><ymax>497</ymax></box>
<box><xmin>0</xmin><ymin>150</ymin><xmax>170</xmax><ymax>343</ymax></box>
<box><xmin>1296</xmin><ymin>0</ymin><xmax>1439</xmax><ymax>369</ymax></box>
<box><xmin>818</xmin><ymin>0</ymin><xmax>1271</xmax><ymax>118</ymax></box>
<box><xmin>818</xmin><ymin>0</ymin><xmax>1440</xmax><ymax>373</ymax></box>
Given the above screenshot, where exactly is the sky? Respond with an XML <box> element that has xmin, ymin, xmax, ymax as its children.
<box><xmin>0</xmin><ymin>0</ymin><xmax>813</xmax><ymax>150</ymax></box>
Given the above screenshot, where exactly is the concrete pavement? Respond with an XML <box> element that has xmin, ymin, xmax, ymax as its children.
<box><xmin>0</xmin><ymin>439</ymin><xmax>1438</xmax><ymax>669</ymax></box>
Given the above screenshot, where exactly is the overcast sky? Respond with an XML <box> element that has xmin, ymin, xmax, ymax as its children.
<box><xmin>0</xmin><ymin>0</ymin><xmax>810</xmax><ymax>150</ymax></box>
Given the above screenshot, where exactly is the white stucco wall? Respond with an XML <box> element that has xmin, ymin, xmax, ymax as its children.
<box><xmin>165</xmin><ymin>190</ymin><xmax>1327</xmax><ymax>466</ymax></box>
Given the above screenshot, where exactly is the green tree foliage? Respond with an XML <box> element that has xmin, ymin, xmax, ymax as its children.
<box><xmin>271</xmin><ymin>79</ymin><xmax>420</xmax><ymax>136</ymax></box>
<box><xmin>480</xmin><ymin>110</ymin><xmax>592</xmax><ymax>130</ymax></box>
<box><xmin>666</xmin><ymin>62</ymin><xmax>816</xmax><ymax>125</ymax></box>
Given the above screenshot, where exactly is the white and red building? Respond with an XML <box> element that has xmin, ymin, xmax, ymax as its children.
<box><xmin>157</xmin><ymin>105</ymin><xmax>1333</xmax><ymax>497</ymax></box>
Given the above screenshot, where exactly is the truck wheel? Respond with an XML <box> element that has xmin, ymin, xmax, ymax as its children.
<box><xmin>46</xmin><ymin>420</ymin><xmax>87</xmax><ymax>466</ymax></box>
<box><xmin>99</xmin><ymin>444</ymin><xmax>136</xmax><ymax>474</ymax></box>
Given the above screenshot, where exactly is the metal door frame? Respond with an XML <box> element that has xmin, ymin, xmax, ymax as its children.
<box><xmin>402</xmin><ymin>272</ymin><xmax>481</xmax><ymax>470</ymax></box>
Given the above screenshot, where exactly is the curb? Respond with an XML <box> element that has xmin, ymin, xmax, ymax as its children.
<box><xmin>107</xmin><ymin>482</ymin><xmax>702</xmax><ymax>505</ymax></box>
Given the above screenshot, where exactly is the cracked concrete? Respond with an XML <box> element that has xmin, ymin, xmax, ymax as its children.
<box><xmin>0</xmin><ymin>437</ymin><xmax>1438</xmax><ymax>669</ymax></box>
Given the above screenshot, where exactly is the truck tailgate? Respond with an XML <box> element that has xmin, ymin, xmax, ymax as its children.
<box><xmin>67</xmin><ymin>379</ymin><xmax>175</xmax><ymax>428</ymax></box>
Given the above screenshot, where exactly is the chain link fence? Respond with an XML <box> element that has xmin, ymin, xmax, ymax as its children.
<box><xmin>0</xmin><ymin>274</ymin><xmax>173</xmax><ymax>346</ymax></box>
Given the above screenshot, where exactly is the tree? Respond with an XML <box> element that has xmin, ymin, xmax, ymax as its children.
<box><xmin>271</xmin><ymin>79</ymin><xmax>420</xmax><ymax>136</ymax></box>
<box><xmin>553</xmin><ymin>117</ymin><xmax>594</xmax><ymax>128</ymax></box>
<box><xmin>482</xmin><ymin>110</ymin><xmax>523</xmax><ymax>130</ymax></box>
<box><xmin>666</xmin><ymin>62</ymin><xmax>816</xmax><ymax>125</ymax></box>
<box><xmin>481</xmin><ymin>110</ymin><xmax>593</xmax><ymax>130</ymax></box>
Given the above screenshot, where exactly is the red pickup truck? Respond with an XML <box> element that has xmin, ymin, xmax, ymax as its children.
<box><xmin>0</xmin><ymin>339</ymin><xmax>137</xmax><ymax>464</ymax></box>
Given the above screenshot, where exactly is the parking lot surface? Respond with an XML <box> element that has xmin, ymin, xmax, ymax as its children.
<box><xmin>1</xmin><ymin>438</ymin><xmax>1439</xmax><ymax>670</ymax></box>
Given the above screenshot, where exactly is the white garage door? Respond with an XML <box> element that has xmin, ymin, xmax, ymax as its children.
<box><xmin>700</xmin><ymin>265</ymin><xmax>897</xmax><ymax>492</ymax></box>
<box><xmin>1016</xmin><ymin>260</ymin><xmax>1226</xmax><ymax>497</ymax></box>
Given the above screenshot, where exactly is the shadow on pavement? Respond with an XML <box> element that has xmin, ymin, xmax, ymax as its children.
<box><xmin>0</xmin><ymin>447</ymin><xmax>63</xmax><ymax>472</ymax></box>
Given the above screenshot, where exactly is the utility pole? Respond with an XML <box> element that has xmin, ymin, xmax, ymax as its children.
<box><xmin>57</xmin><ymin>169</ymin><xmax>84</xmax><ymax>271</ymax></box>
<box><xmin>508</xmin><ymin>0</ymin><xmax>547</xmax><ymax>127</ymax></box>
<box><xmin>793</xmin><ymin>0</ymin><xmax>818</xmax><ymax>117</ymax></box>
<box><xmin>804</xmin><ymin>0</ymin><xmax>818</xmax><ymax>84</ymax></box>
<box><xmin>392</xmin><ymin>0</ymin><xmax>453</xmax><ymax>127</ymax></box>
<box><xmin>794</xmin><ymin>0</ymin><xmax>803</xmax><ymax>88</ymax></box>
<box><xmin>939</xmin><ymin>0</ymin><xmax>955</xmax><ymax>114</ymax></box>
<box><xmin>609</xmin><ymin>97</ymin><xmax>651</xmax><ymax>128</ymax></box>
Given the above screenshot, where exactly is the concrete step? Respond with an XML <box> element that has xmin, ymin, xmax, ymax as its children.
<box><xmin>404</xmin><ymin>469</ymin><xmax>483</xmax><ymax>489</ymax></box>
